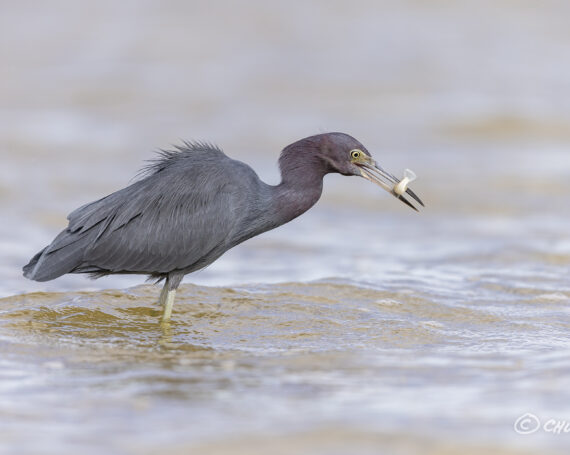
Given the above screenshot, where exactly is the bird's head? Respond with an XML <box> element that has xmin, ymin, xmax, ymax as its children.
<box><xmin>315</xmin><ymin>132</ymin><xmax>424</xmax><ymax>211</ymax></box>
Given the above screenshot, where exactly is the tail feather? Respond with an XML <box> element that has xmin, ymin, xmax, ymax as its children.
<box><xmin>24</xmin><ymin>188</ymin><xmax>118</xmax><ymax>283</ymax></box>
<box><xmin>23</xmin><ymin>230</ymin><xmax>95</xmax><ymax>282</ymax></box>
<box><xmin>22</xmin><ymin>247</ymin><xmax>47</xmax><ymax>278</ymax></box>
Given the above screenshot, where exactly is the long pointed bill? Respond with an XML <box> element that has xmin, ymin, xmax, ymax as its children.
<box><xmin>358</xmin><ymin>159</ymin><xmax>425</xmax><ymax>211</ymax></box>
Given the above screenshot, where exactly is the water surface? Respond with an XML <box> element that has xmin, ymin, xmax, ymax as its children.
<box><xmin>1</xmin><ymin>1</ymin><xmax>570</xmax><ymax>454</ymax></box>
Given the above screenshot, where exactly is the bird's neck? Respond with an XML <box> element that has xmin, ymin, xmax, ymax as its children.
<box><xmin>269</xmin><ymin>145</ymin><xmax>328</xmax><ymax>225</ymax></box>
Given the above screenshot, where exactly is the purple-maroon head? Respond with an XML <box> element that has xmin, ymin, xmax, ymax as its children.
<box><xmin>280</xmin><ymin>132</ymin><xmax>423</xmax><ymax>211</ymax></box>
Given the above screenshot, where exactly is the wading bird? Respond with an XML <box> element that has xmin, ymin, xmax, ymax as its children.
<box><xmin>24</xmin><ymin>132</ymin><xmax>423</xmax><ymax>322</ymax></box>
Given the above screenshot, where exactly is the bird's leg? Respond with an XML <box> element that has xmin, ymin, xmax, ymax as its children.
<box><xmin>158</xmin><ymin>279</ymin><xmax>169</xmax><ymax>307</ymax></box>
<box><xmin>161</xmin><ymin>289</ymin><xmax>176</xmax><ymax>322</ymax></box>
<box><xmin>159</xmin><ymin>278</ymin><xmax>176</xmax><ymax>322</ymax></box>
<box><xmin>159</xmin><ymin>281</ymin><xmax>176</xmax><ymax>322</ymax></box>
<box><xmin>158</xmin><ymin>274</ymin><xmax>182</xmax><ymax>323</ymax></box>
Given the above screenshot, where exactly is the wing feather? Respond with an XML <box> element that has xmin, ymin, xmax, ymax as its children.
<box><xmin>25</xmin><ymin>143</ymin><xmax>266</xmax><ymax>282</ymax></box>
<box><xmin>76</xmin><ymin>153</ymin><xmax>251</xmax><ymax>275</ymax></box>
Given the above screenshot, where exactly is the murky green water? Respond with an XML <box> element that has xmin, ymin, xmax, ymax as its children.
<box><xmin>1</xmin><ymin>1</ymin><xmax>570</xmax><ymax>454</ymax></box>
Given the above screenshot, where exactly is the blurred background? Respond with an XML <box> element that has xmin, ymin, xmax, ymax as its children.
<box><xmin>1</xmin><ymin>1</ymin><xmax>569</xmax><ymax>454</ymax></box>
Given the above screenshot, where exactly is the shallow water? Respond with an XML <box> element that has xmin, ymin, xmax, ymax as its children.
<box><xmin>2</xmin><ymin>1</ymin><xmax>570</xmax><ymax>454</ymax></box>
<box><xmin>1</xmin><ymin>276</ymin><xmax>569</xmax><ymax>454</ymax></box>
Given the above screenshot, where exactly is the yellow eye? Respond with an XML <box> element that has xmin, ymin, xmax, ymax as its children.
<box><xmin>350</xmin><ymin>149</ymin><xmax>362</xmax><ymax>160</ymax></box>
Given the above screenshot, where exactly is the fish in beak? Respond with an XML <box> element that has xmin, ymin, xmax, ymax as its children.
<box><xmin>357</xmin><ymin>155</ymin><xmax>424</xmax><ymax>211</ymax></box>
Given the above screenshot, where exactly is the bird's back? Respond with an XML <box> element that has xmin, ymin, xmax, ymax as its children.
<box><xmin>24</xmin><ymin>143</ymin><xmax>271</xmax><ymax>282</ymax></box>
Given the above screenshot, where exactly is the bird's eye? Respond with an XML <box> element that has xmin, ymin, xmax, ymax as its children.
<box><xmin>350</xmin><ymin>149</ymin><xmax>362</xmax><ymax>160</ymax></box>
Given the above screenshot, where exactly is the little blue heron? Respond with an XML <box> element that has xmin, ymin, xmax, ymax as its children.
<box><xmin>23</xmin><ymin>132</ymin><xmax>423</xmax><ymax>322</ymax></box>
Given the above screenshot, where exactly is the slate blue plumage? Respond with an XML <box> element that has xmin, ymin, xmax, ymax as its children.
<box><xmin>24</xmin><ymin>132</ymin><xmax>423</xmax><ymax>321</ymax></box>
